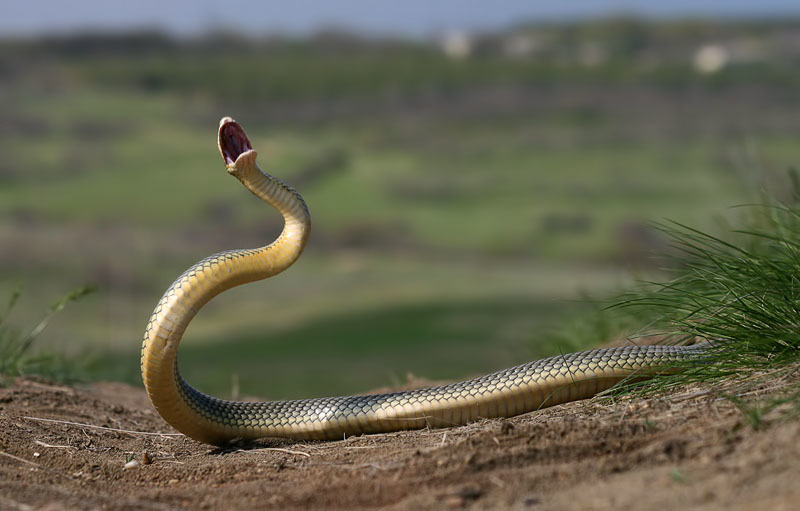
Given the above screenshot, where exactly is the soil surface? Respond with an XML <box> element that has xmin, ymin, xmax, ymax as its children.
<box><xmin>1</xmin><ymin>374</ymin><xmax>798</xmax><ymax>510</ymax></box>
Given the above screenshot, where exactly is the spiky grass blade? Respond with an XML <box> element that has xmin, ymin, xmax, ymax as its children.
<box><xmin>0</xmin><ymin>286</ymin><xmax>94</xmax><ymax>385</ymax></box>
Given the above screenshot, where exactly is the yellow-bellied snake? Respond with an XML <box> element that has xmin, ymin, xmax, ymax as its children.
<box><xmin>140</xmin><ymin>117</ymin><xmax>706</xmax><ymax>445</ymax></box>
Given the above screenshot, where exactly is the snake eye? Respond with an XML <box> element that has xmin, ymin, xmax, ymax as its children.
<box><xmin>219</xmin><ymin>118</ymin><xmax>253</xmax><ymax>165</ymax></box>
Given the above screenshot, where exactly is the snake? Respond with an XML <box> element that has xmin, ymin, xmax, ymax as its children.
<box><xmin>140</xmin><ymin>117</ymin><xmax>707</xmax><ymax>446</ymax></box>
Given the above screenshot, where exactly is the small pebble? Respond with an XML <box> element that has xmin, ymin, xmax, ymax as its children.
<box><xmin>444</xmin><ymin>496</ymin><xmax>464</xmax><ymax>508</ymax></box>
<box><xmin>124</xmin><ymin>459</ymin><xmax>140</xmax><ymax>470</ymax></box>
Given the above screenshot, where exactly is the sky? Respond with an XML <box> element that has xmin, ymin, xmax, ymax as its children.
<box><xmin>2</xmin><ymin>0</ymin><xmax>800</xmax><ymax>37</ymax></box>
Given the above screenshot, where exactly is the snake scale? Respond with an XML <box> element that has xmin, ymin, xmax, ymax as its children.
<box><xmin>140</xmin><ymin>117</ymin><xmax>705</xmax><ymax>445</ymax></box>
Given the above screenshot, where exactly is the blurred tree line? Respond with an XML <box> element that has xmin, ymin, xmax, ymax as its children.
<box><xmin>2</xmin><ymin>17</ymin><xmax>800</xmax><ymax>106</ymax></box>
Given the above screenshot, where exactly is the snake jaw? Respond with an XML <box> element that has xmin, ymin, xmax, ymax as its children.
<box><xmin>218</xmin><ymin>117</ymin><xmax>256</xmax><ymax>171</ymax></box>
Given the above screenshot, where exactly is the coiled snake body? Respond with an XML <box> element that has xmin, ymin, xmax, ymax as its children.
<box><xmin>141</xmin><ymin>118</ymin><xmax>704</xmax><ymax>445</ymax></box>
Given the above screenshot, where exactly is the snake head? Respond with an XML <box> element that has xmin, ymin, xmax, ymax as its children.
<box><xmin>218</xmin><ymin>117</ymin><xmax>257</xmax><ymax>173</ymax></box>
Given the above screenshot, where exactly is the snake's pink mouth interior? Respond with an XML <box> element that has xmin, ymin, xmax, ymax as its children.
<box><xmin>219</xmin><ymin>119</ymin><xmax>253</xmax><ymax>165</ymax></box>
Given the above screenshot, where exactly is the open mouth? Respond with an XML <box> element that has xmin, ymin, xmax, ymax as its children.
<box><xmin>218</xmin><ymin>117</ymin><xmax>253</xmax><ymax>165</ymax></box>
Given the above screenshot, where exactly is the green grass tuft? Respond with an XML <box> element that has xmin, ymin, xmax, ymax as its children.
<box><xmin>0</xmin><ymin>286</ymin><xmax>94</xmax><ymax>385</ymax></box>
<box><xmin>604</xmin><ymin>187</ymin><xmax>800</xmax><ymax>422</ymax></box>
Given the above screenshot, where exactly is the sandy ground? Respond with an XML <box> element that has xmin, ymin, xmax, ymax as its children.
<box><xmin>1</xmin><ymin>374</ymin><xmax>798</xmax><ymax>511</ymax></box>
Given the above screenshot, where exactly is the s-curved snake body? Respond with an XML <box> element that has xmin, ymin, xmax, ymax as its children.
<box><xmin>141</xmin><ymin>118</ymin><xmax>705</xmax><ymax>445</ymax></box>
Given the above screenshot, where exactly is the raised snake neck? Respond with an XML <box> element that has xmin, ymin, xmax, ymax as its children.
<box><xmin>140</xmin><ymin>117</ymin><xmax>705</xmax><ymax>445</ymax></box>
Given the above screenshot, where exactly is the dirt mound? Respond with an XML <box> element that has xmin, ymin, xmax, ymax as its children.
<box><xmin>0</xmin><ymin>376</ymin><xmax>798</xmax><ymax>510</ymax></box>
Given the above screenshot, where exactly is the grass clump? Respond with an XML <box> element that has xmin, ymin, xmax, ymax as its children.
<box><xmin>608</xmin><ymin>186</ymin><xmax>800</xmax><ymax>422</ymax></box>
<box><xmin>0</xmin><ymin>286</ymin><xmax>93</xmax><ymax>386</ymax></box>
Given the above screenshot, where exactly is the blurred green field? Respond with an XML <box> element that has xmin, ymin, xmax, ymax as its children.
<box><xmin>2</xmin><ymin>20</ymin><xmax>800</xmax><ymax>398</ymax></box>
<box><xmin>0</xmin><ymin>91</ymin><xmax>753</xmax><ymax>254</ymax></box>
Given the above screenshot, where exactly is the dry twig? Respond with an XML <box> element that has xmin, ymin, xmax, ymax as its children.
<box><xmin>237</xmin><ymin>447</ymin><xmax>310</xmax><ymax>458</ymax></box>
<box><xmin>22</xmin><ymin>416</ymin><xmax>181</xmax><ymax>437</ymax></box>
<box><xmin>0</xmin><ymin>450</ymin><xmax>72</xmax><ymax>479</ymax></box>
